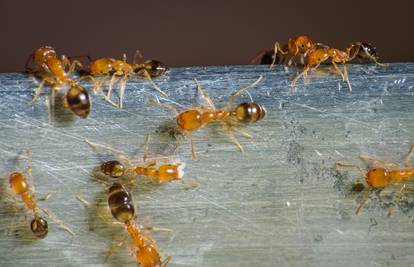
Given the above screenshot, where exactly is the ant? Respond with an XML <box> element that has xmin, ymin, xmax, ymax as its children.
<box><xmin>25</xmin><ymin>46</ymin><xmax>91</xmax><ymax>118</ymax></box>
<box><xmin>250</xmin><ymin>35</ymin><xmax>322</xmax><ymax>68</ymax></box>
<box><xmin>291</xmin><ymin>46</ymin><xmax>354</xmax><ymax>91</ymax></box>
<box><xmin>84</xmin><ymin>133</ymin><xmax>192</xmax><ymax>186</ymax></box>
<box><xmin>80</xmin><ymin>50</ymin><xmax>168</xmax><ymax>108</ymax></box>
<box><xmin>77</xmin><ymin>182</ymin><xmax>171</xmax><ymax>267</ymax></box>
<box><xmin>5</xmin><ymin>148</ymin><xmax>74</xmax><ymax>238</ymax></box>
<box><xmin>336</xmin><ymin>144</ymin><xmax>414</xmax><ymax>215</ymax></box>
<box><xmin>148</xmin><ymin>76</ymin><xmax>265</xmax><ymax>160</ymax></box>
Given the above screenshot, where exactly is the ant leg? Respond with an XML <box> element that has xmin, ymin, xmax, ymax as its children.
<box><xmin>355</xmin><ymin>189</ymin><xmax>370</xmax><ymax>215</ymax></box>
<box><xmin>231</xmin><ymin>125</ymin><xmax>252</xmax><ymax>139</ymax></box>
<box><xmin>162</xmin><ymin>256</ymin><xmax>172</xmax><ymax>267</ymax></box>
<box><xmin>402</xmin><ymin>144</ymin><xmax>414</xmax><ymax>167</ymax></box>
<box><xmin>38</xmin><ymin>189</ymin><xmax>59</xmax><ymax>201</ymax></box>
<box><xmin>270</xmin><ymin>42</ymin><xmax>287</xmax><ymax>70</ymax></box>
<box><xmin>186</xmin><ymin>132</ymin><xmax>197</xmax><ymax>160</ymax></box>
<box><xmin>222</xmin><ymin>122</ymin><xmax>244</xmax><ymax>154</ymax></box>
<box><xmin>332</xmin><ymin>62</ymin><xmax>346</xmax><ymax>82</ymax></box>
<box><xmin>139</xmin><ymin>70</ymin><xmax>168</xmax><ymax>97</ymax></box>
<box><xmin>84</xmin><ymin>139</ymin><xmax>133</xmax><ymax>165</ymax></box>
<box><xmin>342</xmin><ymin>64</ymin><xmax>352</xmax><ymax>92</ymax></box>
<box><xmin>105</xmin><ymin>234</ymin><xmax>128</xmax><ymax>262</ymax></box>
<box><xmin>387</xmin><ymin>183</ymin><xmax>406</xmax><ymax>217</ymax></box>
<box><xmin>140</xmin><ymin>226</ymin><xmax>173</xmax><ymax>232</ymax></box>
<box><xmin>194</xmin><ymin>78</ymin><xmax>215</xmax><ymax>110</ymax></box>
<box><xmin>68</xmin><ymin>60</ymin><xmax>83</xmax><ymax>73</ymax></box>
<box><xmin>39</xmin><ymin>206</ymin><xmax>75</xmax><ymax>235</ymax></box>
<box><xmin>118</xmin><ymin>75</ymin><xmax>128</xmax><ymax>109</ymax></box>
<box><xmin>358</xmin><ymin>155</ymin><xmax>399</xmax><ymax>169</ymax></box>
<box><xmin>145</xmin><ymin>98</ymin><xmax>179</xmax><ymax>116</ymax></box>
<box><xmin>27</xmin><ymin>77</ymin><xmax>54</xmax><ymax>104</ymax></box>
<box><xmin>225</xmin><ymin>75</ymin><xmax>263</xmax><ymax>111</ymax></box>
<box><xmin>335</xmin><ymin>161</ymin><xmax>366</xmax><ymax>178</ymax></box>
<box><xmin>291</xmin><ymin>66</ymin><xmax>308</xmax><ymax>88</ymax></box>
<box><xmin>143</xmin><ymin>132</ymin><xmax>152</xmax><ymax>163</ymax></box>
<box><xmin>107</xmin><ymin>72</ymin><xmax>119</xmax><ymax>101</ymax></box>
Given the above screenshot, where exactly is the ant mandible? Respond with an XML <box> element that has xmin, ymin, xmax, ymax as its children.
<box><xmin>336</xmin><ymin>144</ymin><xmax>414</xmax><ymax>215</ymax></box>
<box><xmin>6</xmin><ymin>148</ymin><xmax>74</xmax><ymax>238</ymax></box>
<box><xmin>149</xmin><ymin>76</ymin><xmax>265</xmax><ymax>160</ymax></box>
<box><xmin>80</xmin><ymin>50</ymin><xmax>168</xmax><ymax>108</ymax></box>
<box><xmin>25</xmin><ymin>46</ymin><xmax>91</xmax><ymax>118</ymax></box>
<box><xmin>77</xmin><ymin>183</ymin><xmax>171</xmax><ymax>267</ymax></box>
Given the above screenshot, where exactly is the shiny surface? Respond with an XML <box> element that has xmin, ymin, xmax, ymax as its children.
<box><xmin>0</xmin><ymin>64</ymin><xmax>414</xmax><ymax>266</ymax></box>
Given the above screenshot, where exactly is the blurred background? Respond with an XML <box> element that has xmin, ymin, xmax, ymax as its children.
<box><xmin>0</xmin><ymin>0</ymin><xmax>413</xmax><ymax>72</ymax></box>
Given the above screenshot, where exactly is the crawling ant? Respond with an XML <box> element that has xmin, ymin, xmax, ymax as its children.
<box><xmin>77</xmin><ymin>182</ymin><xmax>171</xmax><ymax>267</ymax></box>
<box><xmin>5</xmin><ymin>148</ymin><xmax>74</xmax><ymax>238</ymax></box>
<box><xmin>84</xmin><ymin>133</ymin><xmax>191</xmax><ymax>186</ymax></box>
<box><xmin>251</xmin><ymin>35</ymin><xmax>321</xmax><ymax>68</ymax></box>
<box><xmin>80</xmin><ymin>50</ymin><xmax>168</xmax><ymax>108</ymax></box>
<box><xmin>25</xmin><ymin>46</ymin><xmax>91</xmax><ymax>118</ymax></box>
<box><xmin>336</xmin><ymin>144</ymin><xmax>414</xmax><ymax>215</ymax></box>
<box><xmin>291</xmin><ymin>46</ymin><xmax>354</xmax><ymax>91</ymax></box>
<box><xmin>149</xmin><ymin>76</ymin><xmax>265</xmax><ymax>159</ymax></box>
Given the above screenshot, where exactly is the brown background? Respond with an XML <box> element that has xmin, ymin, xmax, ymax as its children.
<box><xmin>0</xmin><ymin>0</ymin><xmax>413</xmax><ymax>72</ymax></box>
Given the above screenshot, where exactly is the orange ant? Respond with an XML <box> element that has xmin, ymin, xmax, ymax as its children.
<box><xmin>5</xmin><ymin>148</ymin><xmax>74</xmax><ymax>238</ymax></box>
<box><xmin>250</xmin><ymin>35</ymin><xmax>322</xmax><ymax>68</ymax></box>
<box><xmin>148</xmin><ymin>76</ymin><xmax>265</xmax><ymax>160</ymax></box>
<box><xmin>336</xmin><ymin>144</ymin><xmax>414</xmax><ymax>215</ymax></box>
<box><xmin>25</xmin><ymin>46</ymin><xmax>91</xmax><ymax>118</ymax></box>
<box><xmin>291</xmin><ymin>46</ymin><xmax>354</xmax><ymax>91</ymax></box>
<box><xmin>80</xmin><ymin>50</ymin><xmax>168</xmax><ymax>108</ymax></box>
<box><xmin>77</xmin><ymin>182</ymin><xmax>171</xmax><ymax>267</ymax></box>
<box><xmin>84</xmin><ymin>133</ymin><xmax>191</xmax><ymax>186</ymax></box>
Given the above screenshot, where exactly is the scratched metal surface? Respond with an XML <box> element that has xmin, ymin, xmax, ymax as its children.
<box><xmin>0</xmin><ymin>64</ymin><xmax>414</xmax><ymax>267</ymax></box>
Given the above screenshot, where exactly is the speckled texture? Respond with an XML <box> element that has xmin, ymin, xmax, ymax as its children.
<box><xmin>0</xmin><ymin>64</ymin><xmax>414</xmax><ymax>267</ymax></box>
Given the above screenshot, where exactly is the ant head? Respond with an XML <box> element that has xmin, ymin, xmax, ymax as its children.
<box><xmin>289</xmin><ymin>36</ymin><xmax>314</xmax><ymax>54</ymax></box>
<box><xmin>366</xmin><ymin>167</ymin><xmax>389</xmax><ymax>188</ymax></box>
<box><xmin>65</xmin><ymin>86</ymin><xmax>91</xmax><ymax>119</ymax></box>
<box><xmin>34</xmin><ymin>46</ymin><xmax>57</xmax><ymax>63</ymax></box>
<box><xmin>137</xmin><ymin>60</ymin><xmax>169</xmax><ymax>77</ymax></box>
<box><xmin>135</xmin><ymin>243</ymin><xmax>161</xmax><ymax>267</ymax></box>
<box><xmin>30</xmin><ymin>216</ymin><xmax>48</xmax><ymax>238</ymax></box>
<box><xmin>101</xmin><ymin>160</ymin><xmax>125</xmax><ymax>178</ymax></box>
<box><xmin>176</xmin><ymin>110</ymin><xmax>202</xmax><ymax>131</ymax></box>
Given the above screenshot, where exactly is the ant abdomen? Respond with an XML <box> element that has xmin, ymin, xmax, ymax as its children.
<box><xmin>233</xmin><ymin>102</ymin><xmax>266</xmax><ymax>123</ymax></box>
<box><xmin>136</xmin><ymin>60</ymin><xmax>169</xmax><ymax>78</ymax></box>
<box><xmin>108</xmin><ymin>183</ymin><xmax>135</xmax><ymax>223</ymax></box>
<box><xmin>65</xmin><ymin>86</ymin><xmax>91</xmax><ymax>118</ymax></box>
<box><xmin>30</xmin><ymin>217</ymin><xmax>48</xmax><ymax>238</ymax></box>
<box><xmin>101</xmin><ymin>160</ymin><xmax>125</xmax><ymax>178</ymax></box>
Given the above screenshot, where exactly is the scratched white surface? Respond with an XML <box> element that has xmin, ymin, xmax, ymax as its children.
<box><xmin>0</xmin><ymin>64</ymin><xmax>414</xmax><ymax>267</ymax></box>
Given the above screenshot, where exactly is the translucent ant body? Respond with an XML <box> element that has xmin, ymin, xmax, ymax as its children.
<box><xmin>26</xmin><ymin>46</ymin><xmax>91</xmax><ymax>118</ymax></box>
<box><xmin>83</xmin><ymin>51</ymin><xmax>168</xmax><ymax>108</ymax></box>
<box><xmin>85</xmin><ymin>133</ymin><xmax>187</xmax><ymax>185</ymax></box>
<box><xmin>336</xmin><ymin>144</ymin><xmax>414</xmax><ymax>215</ymax></box>
<box><xmin>150</xmin><ymin>76</ymin><xmax>265</xmax><ymax>159</ymax></box>
<box><xmin>77</xmin><ymin>183</ymin><xmax>171</xmax><ymax>267</ymax></box>
<box><xmin>6</xmin><ymin>149</ymin><xmax>74</xmax><ymax>238</ymax></box>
